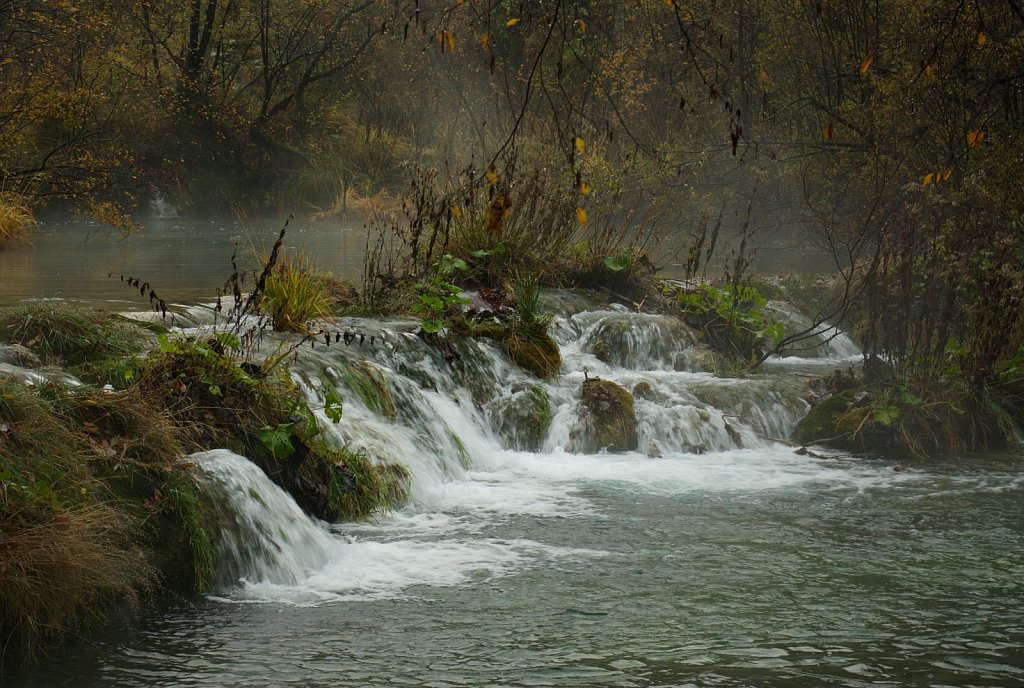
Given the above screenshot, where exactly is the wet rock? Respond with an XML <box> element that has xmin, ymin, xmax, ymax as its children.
<box><xmin>575</xmin><ymin>378</ymin><xmax>638</xmax><ymax>452</ymax></box>
<box><xmin>0</xmin><ymin>343</ymin><xmax>42</xmax><ymax>368</ymax></box>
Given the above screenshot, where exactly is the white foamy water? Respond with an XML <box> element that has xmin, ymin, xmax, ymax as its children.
<box><xmin>192</xmin><ymin>449</ymin><xmax>602</xmax><ymax>606</ymax></box>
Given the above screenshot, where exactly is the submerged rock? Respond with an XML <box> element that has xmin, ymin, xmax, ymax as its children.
<box><xmin>574</xmin><ymin>378</ymin><xmax>639</xmax><ymax>452</ymax></box>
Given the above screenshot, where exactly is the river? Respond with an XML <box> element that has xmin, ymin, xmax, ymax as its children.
<box><xmin>4</xmin><ymin>294</ymin><xmax>1021</xmax><ymax>687</ymax></box>
<box><xmin>2</xmin><ymin>224</ymin><xmax>1022</xmax><ymax>687</ymax></box>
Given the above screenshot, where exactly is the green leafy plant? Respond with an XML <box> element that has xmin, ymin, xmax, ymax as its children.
<box><xmin>411</xmin><ymin>267</ymin><xmax>468</xmax><ymax>334</ymax></box>
<box><xmin>675</xmin><ymin>283</ymin><xmax>785</xmax><ymax>365</ymax></box>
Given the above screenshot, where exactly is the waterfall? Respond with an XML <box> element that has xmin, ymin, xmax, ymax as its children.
<box><xmin>192</xmin><ymin>449</ymin><xmax>336</xmax><ymax>588</ymax></box>
<box><xmin>189</xmin><ymin>298</ymin><xmax>856</xmax><ymax>598</ymax></box>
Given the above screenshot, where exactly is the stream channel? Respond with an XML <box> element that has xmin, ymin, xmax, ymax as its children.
<box><xmin>3</xmin><ymin>222</ymin><xmax>1023</xmax><ymax>687</ymax></box>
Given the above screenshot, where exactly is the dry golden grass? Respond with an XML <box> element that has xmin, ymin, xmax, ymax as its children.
<box><xmin>0</xmin><ymin>506</ymin><xmax>156</xmax><ymax>667</ymax></box>
<box><xmin>0</xmin><ymin>193</ymin><xmax>33</xmax><ymax>247</ymax></box>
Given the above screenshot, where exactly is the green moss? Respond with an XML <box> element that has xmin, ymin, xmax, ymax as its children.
<box><xmin>342</xmin><ymin>359</ymin><xmax>395</xmax><ymax>418</ymax></box>
<box><xmin>793</xmin><ymin>391</ymin><xmax>857</xmax><ymax>446</ymax></box>
<box><xmin>577</xmin><ymin>378</ymin><xmax>638</xmax><ymax>452</ymax></box>
<box><xmin>491</xmin><ymin>384</ymin><xmax>552</xmax><ymax>451</ymax></box>
<box><xmin>315</xmin><ymin>443</ymin><xmax>409</xmax><ymax>520</ymax></box>
<box><xmin>503</xmin><ymin>330</ymin><xmax>562</xmax><ymax>378</ymax></box>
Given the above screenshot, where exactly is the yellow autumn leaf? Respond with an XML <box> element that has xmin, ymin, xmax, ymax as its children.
<box><xmin>924</xmin><ymin>63</ymin><xmax>933</xmax><ymax>78</ymax></box>
<box><xmin>967</xmin><ymin>129</ymin><xmax>985</xmax><ymax>148</ymax></box>
<box><xmin>486</xmin><ymin>164</ymin><xmax>497</xmax><ymax>185</ymax></box>
<box><xmin>446</xmin><ymin>31</ymin><xmax>455</xmax><ymax>51</ymax></box>
<box><xmin>573</xmin><ymin>136</ymin><xmax>585</xmax><ymax>153</ymax></box>
<box><xmin>576</xmin><ymin>207</ymin><xmax>588</xmax><ymax>227</ymax></box>
<box><xmin>823</xmin><ymin>120</ymin><xmax>834</xmax><ymax>141</ymax></box>
<box><xmin>859</xmin><ymin>54</ymin><xmax>873</xmax><ymax>75</ymax></box>
<box><xmin>579</xmin><ymin>180</ymin><xmax>591</xmax><ymax>196</ymax></box>
<box><xmin>576</xmin><ymin>18</ymin><xmax>587</xmax><ymax>32</ymax></box>
<box><xmin>758</xmin><ymin>65</ymin><xmax>769</xmax><ymax>83</ymax></box>
<box><xmin>506</xmin><ymin>18</ymin><xmax>519</xmax><ymax>27</ymax></box>
<box><xmin>481</xmin><ymin>32</ymin><xmax>491</xmax><ymax>51</ymax></box>
<box><xmin>922</xmin><ymin>172</ymin><xmax>935</xmax><ymax>187</ymax></box>
<box><xmin>977</xmin><ymin>31</ymin><xmax>987</xmax><ymax>48</ymax></box>
<box><xmin>941</xmin><ymin>167</ymin><xmax>952</xmax><ymax>182</ymax></box>
<box><xmin>451</xmin><ymin>206</ymin><xmax>462</xmax><ymax>218</ymax></box>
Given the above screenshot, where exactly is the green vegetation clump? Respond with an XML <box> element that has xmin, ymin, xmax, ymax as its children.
<box><xmin>670</xmin><ymin>283</ymin><xmax>785</xmax><ymax>369</ymax></box>
<box><xmin>135</xmin><ymin>333</ymin><xmax>404</xmax><ymax>521</ymax></box>
<box><xmin>260</xmin><ymin>257</ymin><xmax>333</xmax><ymax>333</ymax></box>
<box><xmin>575</xmin><ymin>378</ymin><xmax>639</xmax><ymax>453</ymax></box>
<box><xmin>0</xmin><ymin>302</ymin><xmax>151</xmax><ymax>384</ymax></box>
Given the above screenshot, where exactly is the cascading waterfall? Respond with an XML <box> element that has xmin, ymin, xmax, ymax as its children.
<box><xmin>191</xmin><ymin>299</ymin><xmax>862</xmax><ymax>596</ymax></box>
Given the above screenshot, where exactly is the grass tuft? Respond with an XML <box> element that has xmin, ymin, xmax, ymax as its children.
<box><xmin>0</xmin><ymin>194</ymin><xmax>33</xmax><ymax>248</ymax></box>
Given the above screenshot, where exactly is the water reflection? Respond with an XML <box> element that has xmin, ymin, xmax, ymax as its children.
<box><xmin>0</xmin><ymin>216</ymin><xmax>369</xmax><ymax>306</ymax></box>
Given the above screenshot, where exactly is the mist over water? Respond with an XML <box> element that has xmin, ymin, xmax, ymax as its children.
<box><xmin>0</xmin><ymin>217</ymin><xmax>368</xmax><ymax>306</ymax></box>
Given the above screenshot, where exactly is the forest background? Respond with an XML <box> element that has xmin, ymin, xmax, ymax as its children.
<box><xmin>2</xmin><ymin>0</ymin><xmax>1023</xmax><ymax>431</ymax></box>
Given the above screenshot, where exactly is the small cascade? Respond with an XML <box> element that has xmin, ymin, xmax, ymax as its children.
<box><xmin>764</xmin><ymin>300</ymin><xmax>861</xmax><ymax>360</ymax></box>
<box><xmin>149</xmin><ymin>190</ymin><xmax>179</xmax><ymax>218</ymax></box>
<box><xmin>278</xmin><ymin>301</ymin><xmax>824</xmax><ymax>473</ymax></box>
<box><xmin>192</xmin><ymin>449</ymin><xmax>336</xmax><ymax>587</ymax></box>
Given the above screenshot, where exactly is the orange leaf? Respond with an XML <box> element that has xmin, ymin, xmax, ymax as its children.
<box><xmin>859</xmin><ymin>54</ymin><xmax>873</xmax><ymax>75</ymax></box>
<box><xmin>506</xmin><ymin>18</ymin><xmax>519</xmax><ymax>27</ymax></box>
<box><xmin>579</xmin><ymin>180</ymin><xmax>591</xmax><ymax>196</ymax></box>
<box><xmin>758</xmin><ymin>65</ymin><xmax>769</xmax><ymax>83</ymax></box>
<box><xmin>481</xmin><ymin>32</ymin><xmax>491</xmax><ymax>51</ymax></box>
<box><xmin>941</xmin><ymin>167</ymin><xmax>952</xmax><ymax>182</ymax></box>
<box><xmin>823</xmin><ymin>120</ymin><xmax>834</xmax><ymax>141</ymax></box>
<box><xmin>923</xmin><ymin>63</ymin><xmax>933</xmax><ymax>78</ymax></box>
<box><xmin>967</xmin><ymin>129</ymin><xmax>985</xmax><ymax>149</ymax></box>
<box><xmin>446</xmin><ymin>31</ymin><xmax>455</xmax><ymax>51</ymax></box>
<box><xmin>576</xmin><ymin>18</ymin><xmax>587</xmax><ymax>32</ymax></box>
<box><xmin>575</xmin><ymin>207</ymin><xmax>588</xmax><ymax>227</ymax></box>
<box><xmin>922</xmin><ymin>172</ymin><xmax>935</xmax><ymax>187</ymax></box>
<box><xmin>977</xmin><ymin>31</ymin><xmax>987</xmax><ymax>48</ymax></box>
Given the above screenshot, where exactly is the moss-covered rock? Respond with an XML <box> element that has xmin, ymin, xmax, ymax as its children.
<box><xmin>503</xmin><ymin>330</ymin><xmax>562</xmax><ymax>378</ymax></box>
<box><xmin>793</xmin><ymin>391</ymin><xmax>859</xmax><ymax>447</ymax></box>
<box><xmin>575</xmin><ymin>378</ymin><xmax>638</xmax><ymax>452</ymax></box>
<box><xmin>489</xmin><ymin>384</ymin><xmax>552</xmax><ymax>451</ymax></box>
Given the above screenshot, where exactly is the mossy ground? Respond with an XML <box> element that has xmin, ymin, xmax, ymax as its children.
<box><xmin>793</xmin><ymin>380</ymin><xmax>1016</xmax><ymax>458</ymax></box>
<box><xmin>0</xmin><ymin>380</ymin><xmax>205</xmax><ymax>669</ymax></box>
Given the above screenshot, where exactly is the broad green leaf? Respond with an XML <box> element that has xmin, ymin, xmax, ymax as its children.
<box><xmin>324</xmin><ymin>388</ymin><xmax>343</xmax><ymax>423</ymax></box>
<box><xmin>603</xmin><ymin>254</ymin><xmax>630</xmax><ymax>272</ymax></box>
<box><xmin>259</xmin><ymin>423</ymin><xmax>295</xmax><ymax>459</ymax></box>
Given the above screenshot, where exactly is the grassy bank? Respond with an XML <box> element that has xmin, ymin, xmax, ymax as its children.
<box><xmin>0</xmin><ymin>302</ymin><xmax>407</xmax><ymax>670</ymax></box>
